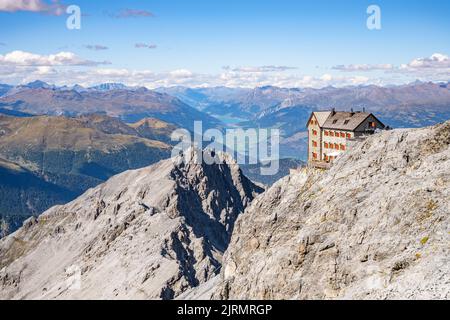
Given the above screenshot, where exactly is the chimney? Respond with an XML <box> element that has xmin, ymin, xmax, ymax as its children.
<box><xmin>363</xmin><ymin>107</ymin><xmax>366</xmax><ymax>113</ymax></box>
<box><xmin>331</xmin><ymin>107</ymin><xmax>336</xmax><ymax>115</ymax></box>
<box><xmin>350</xmin><ymin>108</ymin><xmax>355</xmax><ymax>116</ymax></box>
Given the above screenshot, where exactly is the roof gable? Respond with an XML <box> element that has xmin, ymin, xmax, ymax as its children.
<box><xmin>306</xmin><ymin>111</ymin><xmax>331</xmax><ymax>128</ymax></box>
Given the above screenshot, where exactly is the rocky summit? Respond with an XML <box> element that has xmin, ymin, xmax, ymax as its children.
<box><xmin>214</xmin><ymin>121</ymin><xmax>450</xmax><ymax>300</ymax></box>
<box><xmin>0</xmin><ymin>149</ymin><xmax>263</xmax><ymax>299</ymax></box>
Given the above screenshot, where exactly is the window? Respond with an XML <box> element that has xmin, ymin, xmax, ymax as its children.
<box><xmin>332</xmin><ymin>119</ymin><xmax>338</xmax><ymax>124</ymax></box>
<box><xmin>312</xmin><ymin>130</ymin><xmax>318</xmax><ymax>136</ymax></box>
<box><xmin>370</xmin><ymin>121</ymin><xmax>376</xmax><ymax>128</ymax></box>
<box><xmin>340</xmin><ymin>144</ymin><xmax>346</xmax><ymax>151</ymax></box>
<box><xmin>324</xmin><ymin>155</ymin><xmax>329</xmax><ymax>161</ymax></box>
<box><xmin>340</xmin><ymin>132</ymin><xmax>345</xmax><ymax>138</ymax></box>
<box><xmin>330</xmin><ymin>131</ymin><xmax>334</xmax><ymax>137</ymax></box>
<box><xmin>335</xmin><ymin>131</ymin><xmax>339</xmax><ymax>137</ymax></box>
<box><xmin>344</xmin><ymin>120</ymin><xmax>350</xmax><ymax>125</ymax></box>
<box><xmin>346</xmin><ymin>133</ymin><xmax>351</xmax><ymax>139</ymax></box>
<box><xmin>329</xmin><ymin>143</ymin><xmax>334</xmax><ymax>149</ymax></box>
<box><xmin>312</xmin><ymin>140</ymin><xmax>318</xmax><ymax>147</ymax></box>
<box><xmin>334</xmin><ymin>143</ymin><xmax>339</xmax><ymax>149</ymax></box>
<box><xmin>312</xmin><ymin>152</ymin><xmax>318</xmax><ymax>159</ymax></box>
<box><xmin>324</xmin><ymin>142</ymin><xmax>328</xmax><ymax>148</ymax></box>
<box><xmin>324</xmin><ymin>131</ymin><xmax>329</xmax><ymax>136</ymax></box>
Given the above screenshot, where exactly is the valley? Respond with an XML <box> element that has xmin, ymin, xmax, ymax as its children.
<box><xmin>1</xmin><ymin>80</ymin><xmax>450</xmax><ymax>234</ymax></box>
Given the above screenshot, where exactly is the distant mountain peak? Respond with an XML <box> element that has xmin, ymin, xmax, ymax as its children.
<box><xmin>89</xmin><ymin>83</ymin><xmax>129</xmax><ymax>91</ymax></box>
<box><xmin>24</xmin><ymin>80</ymin><xmax>52</xmax><ymax>89</ymax></box>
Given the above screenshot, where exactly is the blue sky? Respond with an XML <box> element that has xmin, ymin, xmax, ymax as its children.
<box><xmin>0</xmin><ymin>0</ymin><xmax>449</xmax><ymax>87</ymax></box>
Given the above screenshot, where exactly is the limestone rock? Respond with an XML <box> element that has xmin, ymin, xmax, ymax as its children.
<box><xmin>0</xmin><ymin>149</ymin><xmax>263</xmax><ymax>300</ymax></box>
<box><xmin>214</xmin><ymin>121</ymin><xmax>450</xmax><ymax>300</ymax></box>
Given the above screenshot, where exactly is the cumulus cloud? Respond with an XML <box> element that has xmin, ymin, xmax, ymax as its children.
<box><xmin>0</xmin><ymin>50</ymin><xmax>110</xmax><ymax>66</ymax></box>
<box><xmin>223</xmin><ymin>65</ymin><xmax>297</xmax><ymax>73</ymax></box>
<box><xmin>332</xmin><ymin>64</ymin><xmax>394</xmax><ymax>72</ymax></box>
<box><xmin>1</xmin><ymin>53</ymin><xmax>448</xmax><ymax>89</ymax></box>
<box><xmin>0</xmin><ymin>64</ymin><xmax>393</xmax><ymax>89</ymax></box>
<box><xmin>400</xmin><ymin>53</ymin><xmax>450</xmax><ymax>70</ymax></box>
<box><xmin>333</xmin><ymin>53</ymin><xmax>450</xmax><ymax>81</ymax></box>
<box><xmin>84</xmin><ymin>44</ymin><xmax>109</xmax><ymax>51</ymax></box>
<box><xmin>135</xmin><ymin>43</ymin><xmax>157</xmax><ymax>49</ymax></box>
<box><xmin>169</xmin><ymin>69</ymin><xmax>193</xmax><ymax>78</ymax></box>
<box><xmin>387</xmin><ymin>53</ymin><xmax>450</xmax><ymax>81</ymax></box>
<box><xmin>112</xmin><ymin>9</ymin><xmax>154</xmax><ymax>18</ymax></box>
<box><xmin>0</xmin><ymin>0</ymin><xmax>65</xmax><ymax>15</ymax></box>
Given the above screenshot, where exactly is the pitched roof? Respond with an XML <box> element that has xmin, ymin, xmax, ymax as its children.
<box><xmin>312</xmin><ymin>111</ymin><xmax>331</xmax><ymax>127</ymax></box>
<box><xmin>322</xmin><ymin>112</ymin><xmax>372</xmax><ymax>131</ymax></box>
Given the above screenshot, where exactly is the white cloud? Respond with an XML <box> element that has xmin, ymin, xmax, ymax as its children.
<box><xmin>0</xmin><ymin>65</ymin><xmax>382</xmax><ymax>89</ymax></box>
<box><xmin>333</xmin><ymin>53</ymin><xmax>450</xmax><ymax>80</ymax></box>
<box><xmin>169</xmin><ymin>69</ymin><xmax>193</xmax><ymax>78</ymax></box>
<box><xmin>0</xmin><ymin>50</ymin><xmax>110</xmax><ymax>66</ymax></box>
<box><xmin>94</xmin><ymin>68</ymin><xmax>130</xmax><ymax>77</ymax></box>
<box><xmin>0</xmin><ymin>0</ymin><xmax>65</xmax><ymax>15</ymax></box>
<box><xmin>400</xmin><ymin>53</ymin><xmax>450</xmax><ymax>70</ymax></box>
<box><xmin>223</xmin><ymin>65</ymin><xmax>297</xmax><ymax>73</ymax></box>
<box><xmin>0</xmin><ymin>52</ymin><xmax>447</xmax><ymax>89</ymax></box>
<box><xmin>389</xmin><ymin>53</ymin><xmax>450</xmax><ymax>81</ymax></box>
<box><xmin>332</xmin><ymin>64</ymin><xmax>394</xmax><ymax>72</ymax></box>
<box><xmin>35</xmin><ymin>66</ymin><xmax>55</xmax><ymax>75</ymax></box>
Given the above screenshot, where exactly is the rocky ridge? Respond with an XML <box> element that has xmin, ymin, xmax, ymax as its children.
<box><xmin>0</xmin><ymin>149</ymin><xmax>263</xmax><ymax>299</ymax></box>
<box><xmin>214</xmin><ymin>121</ymin><xmax>450</xmax><ymax>299</ymax></box>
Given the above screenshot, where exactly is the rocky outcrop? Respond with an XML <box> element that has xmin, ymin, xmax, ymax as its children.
<box><xmin>0</xmin><ymin>149</ymin><xmax>262</xmax><ymax>299</ymax></box>
<box><xmin>214</xmin><ymin>121</ymin><xmax>450</xmax><ymax>300</ymax></box>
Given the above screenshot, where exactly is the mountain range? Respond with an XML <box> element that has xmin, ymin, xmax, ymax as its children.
<box><xmin>160</xmin><ymin>82</ymin><xmax>450</xmax><ymax>159</ymax></box>
<box><xmin>1</xmin><ymin>122</ymin><xmax>448</xmax><ymax>299</ymax></box>
<box><xmin>1</xmin><ymin>80</ymin><xmax>449</xmax><ymax>232</ymax></box>
<box><xmin>159</xmin><ymin>82</ymin><xmax>450</xmax><ymax>126</ymax></box>
<box><xmin>1</xmin><ymin>81</ymin><xmax>450</xmax><ymax>161</ymax></box>
<box><xmin>0</xmin><ymin>82</ymin><xmax>221</xmax><ymax>132</ymax></box>
<box><xmin>0</xmin><ymin>114</ymin><xmax>174</xmax><ymax>231</ymax></box>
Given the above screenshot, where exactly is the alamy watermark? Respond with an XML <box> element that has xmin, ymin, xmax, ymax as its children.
<box><xmin>367</xmin><ymin>4</ymin><xmax>381</xmax><ymax>30</ymax></box>
<box><xmin>66</xmin><ymin>5</ymin><xmax>81</xmax><ymax>30</ymax></box>
<box><xmin>171</xmin><ymin>121</ymin><xmax>280</xmax><ymax>176</ymax></box>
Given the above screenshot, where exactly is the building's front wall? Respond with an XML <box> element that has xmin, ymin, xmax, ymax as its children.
<box><xmin>321</xmin><ymin>129</ymin><xmax>352</xmax><ymax>162</ymax></box>
<box><xmin>307</xmin><ymin>115</ymin><xmax>322</xmax><ymax>162</ymax></box>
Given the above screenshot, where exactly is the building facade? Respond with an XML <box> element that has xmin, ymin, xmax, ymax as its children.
<box><xmin>307</xmin><ymin>110</ymin><xmax>385</xmax><ymax>165</ymax></box>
